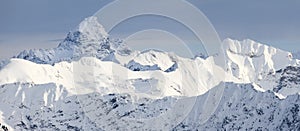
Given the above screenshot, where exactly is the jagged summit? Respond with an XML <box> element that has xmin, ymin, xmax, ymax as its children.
<box><xmin>15</xmin><ymin>16</ymin><xmax>129</xmax><ymax>65</ymax></box>
<box><xmin>221</xmin><ymin>38</ymin><xmax>300</xmax><ymax>98</ymax></box>
<box><xmin>63</xmin><ymin>16</ymin><xmax>108</xmax><ymax>44</ymax></box>
<box><xmin>223</xmin><ymin>38</ymin><xmax>295</xmax><ymax>80</ymax></box>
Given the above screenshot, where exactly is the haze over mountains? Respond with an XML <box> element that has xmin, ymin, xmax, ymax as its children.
<box><xmin>0</xmin><ymin>16</ymin><xmax>300</xmax><ymax>130</ymax></box>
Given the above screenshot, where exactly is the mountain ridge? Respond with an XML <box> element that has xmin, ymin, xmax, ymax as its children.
<box><xmin>1</xmin><ymin>16</ymin><xmax>300</xmax><ymax>130</ymax></box>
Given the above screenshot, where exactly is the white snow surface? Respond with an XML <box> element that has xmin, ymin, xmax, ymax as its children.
<box><xmin>76</xmin><ymin>16</ymin><xmax>108</xmax><ymax>41</ymax></box>
<box><xmin>0</xmin><ymin>55</ymin><xmax>226</xmax><ymax>99</ymax></box>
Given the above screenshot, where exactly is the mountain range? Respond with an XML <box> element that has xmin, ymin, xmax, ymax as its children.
<box><xmin>0</xmin><ymin>16</ymin><xmax>300</xmax><ymax>130</ymax></box>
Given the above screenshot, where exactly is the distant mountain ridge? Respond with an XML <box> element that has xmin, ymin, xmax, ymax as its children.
<box><xmin>15</xmin><ymin>17</ymin><xmax>130</xmax><ymax>65</ymax></box>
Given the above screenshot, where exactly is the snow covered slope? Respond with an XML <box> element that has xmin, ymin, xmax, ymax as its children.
<box><xmin>1</xmin><ymin>16</ymin><xmax>300</xmax><ymax>130</ymax></box>
<box><xmin>223</xmin><ymin>38</ymin><xmax>300</xmax><ymax>97</ymax></box>
<box><xmin>175</xmin><ymin>83</ymin><xmax>300</xmax><ymax>130</ymax></box>
<box><xmin>1</xmin><ymin>82</ymin><xmax>300</xmax><ymax>130</ymax></box>
<box><xmin>0</xmin><ymin>56</ymin><xmax>226</xmax><ymax>98</ymax></box>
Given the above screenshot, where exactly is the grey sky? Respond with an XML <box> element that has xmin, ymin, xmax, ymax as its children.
<box><xmin>0</xmin><ymin>0</ymin><xmax>299</xmax><ymax>59</ymax></box>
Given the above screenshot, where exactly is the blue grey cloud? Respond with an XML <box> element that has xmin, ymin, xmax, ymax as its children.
<box><xmin>46</xmin><ymin>39</ymin><xmax>64</xmax><ymax>43</ymax></box>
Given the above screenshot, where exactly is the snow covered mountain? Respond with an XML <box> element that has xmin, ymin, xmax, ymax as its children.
<box><xmin>14</xmin><ymin>17</ymin><xmax>130</xmax><ymax>65</ymax></box>
<box><xmin>1</xmin><ymin>16</ymin><xmax>300</xmax><ymax>130</ymax></box>
<box><xmin>223</xmin><ymin>38</ymin><xmax>300</xmax><ymax>98</ymax></box>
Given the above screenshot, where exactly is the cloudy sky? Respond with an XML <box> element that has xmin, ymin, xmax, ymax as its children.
<box><xmin>0</xmin><ymin>0</ymin><xmax>299</xmax><ymax>59</ymax></box>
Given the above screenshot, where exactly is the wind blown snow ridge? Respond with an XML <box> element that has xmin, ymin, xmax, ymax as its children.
<box><xmin>1</xmin><ymin>16</ymin><xmax>300</xmax><ymax>130</ymax></box>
